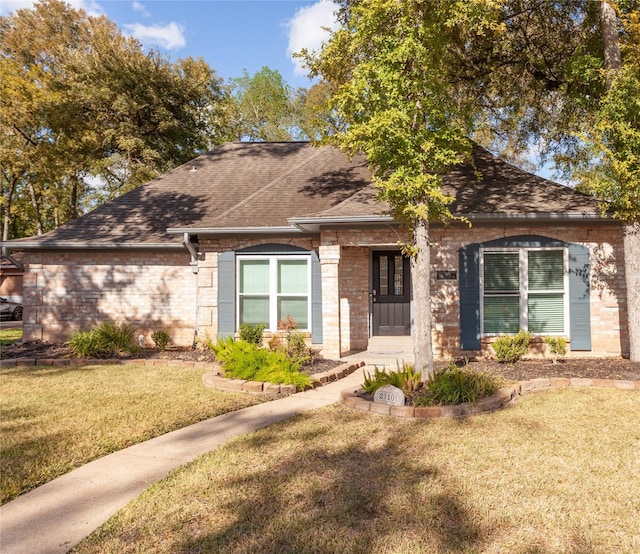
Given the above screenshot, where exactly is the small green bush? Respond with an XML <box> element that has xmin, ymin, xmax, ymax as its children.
<box><xmin>239</xmin><ymin>323</ymin><xmax>266</xmax><ymax>345</ymax></box>
<box><xmin>94</xmin><ymin>322</ymin><xmax>135</xmax><ymax>353</ymax></box>
<box><xmin>492</xmin><ymin>331</ymin><xmax>532</xmax><ymax>363</ymax></box>
<box><xmin>151</xmin><ymin>329</ymin><xmax>171</xmax><ymax>351</ymax></box>
<box><xmin>544</xmin><ymin>336</ymin><xmax>568</xmax><ymax>363</ymax></box>
<box><xmin>66</xmin><ymin>330</ymin><xmax>112</xmax><ymax>358</ymax></box>
<box><xmin>66</xmin><ymin>322</ymin><xmax>137</xmax><ymax>358</ymax></box>
<box><xmin>414</xmin><ymin>364</ymin><xmax>504</xmax><ymax>407</ymax></box>
<box><xmin>362</xmin><ymin>364</ymin><xmax>422</xmax><ymax>396</ymax></box>
<box><xmin>210</xmin><ymin>337</ymin><xmax>313</xmax><ymax>389</ymax></box>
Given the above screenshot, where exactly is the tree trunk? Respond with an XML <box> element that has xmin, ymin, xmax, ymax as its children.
<box><xmin>2</xmin><ymin>175</ymin><xmax>18</xmax><ymax>242</ymax></box>
<box><xmin>624</xmin><ymin>221</ymin><xmax>640</xmax><ymax>361</ymax></box>
<box><xmin>600</xmin><ymin>0</ymin><xmax>621</xmax><ymax>86</ymax></box>
<box><xmin>27</xmin><ymin>181</ymin><xmax>43</xmax><ymax>236</ymax></box>
<box><xmin>599</xmin><ymin>1</ymin><xmax>638</xmax><ymax>360</ymax></box>
<box><xmin>411</xmin><ymin>217</ymin><xmax>434</xmax><ymax>381</ymax></box>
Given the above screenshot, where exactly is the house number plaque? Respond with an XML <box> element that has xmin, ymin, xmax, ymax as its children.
<box><xmin>374</xmin><ymin>385</ymin><xmax>406</xmax><ymax>406</ymax></box>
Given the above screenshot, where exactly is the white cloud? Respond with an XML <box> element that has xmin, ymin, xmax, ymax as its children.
<box><xmin>132</xmin><ymin>1</ymin><xmax>150</xmax><ymax>17</ymax></box>
<box><xmin>123</xmin><ymin>21</ymin><xmax>186</xmax><ymax>50</ymax></box>
<box><xmin>286</xmin><ymin>1</ymin><xmax>339</xmax><ymax>76</ymax></box>
<box><xmin>0</xmin><ymin>0</ymin><xmax>103</xmax><ymax>16</ymax></box>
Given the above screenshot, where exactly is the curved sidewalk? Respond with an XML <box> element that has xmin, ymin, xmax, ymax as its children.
<box><xmin>0</xmin><ymin>369</ymin><xmax>365</xmax><ymax>554</ymax></box>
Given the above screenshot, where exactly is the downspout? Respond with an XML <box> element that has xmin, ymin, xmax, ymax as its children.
<box><xmin>182</xmin><ymin>233</ymin><xmax>204</xmax><ymax>348</ymax></box>
<box><xmin>1</xmin><ymin>247</ymin><xmax>24</xmax><ymax>271</ymax></box>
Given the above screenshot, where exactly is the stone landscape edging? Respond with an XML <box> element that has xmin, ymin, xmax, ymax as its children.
<box><xmin>202</xmin><ymin>360</ymin><xmax>366</xmax><ymax>395</ymax></box>
<box><xmin>339</xmin><ymin>376</ymin><xmax>640</xmax><ymax>419</ymax></box>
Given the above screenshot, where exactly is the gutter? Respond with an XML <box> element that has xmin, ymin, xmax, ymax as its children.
<box><xmin>0</xmin><ymin>241</ymin><xmax>184</xmax><ymax>250</ymax></box>
<box><xmin>167</xmin><ymin>226</ymin><xmax>304</xmax><ymax>236</ymax></box>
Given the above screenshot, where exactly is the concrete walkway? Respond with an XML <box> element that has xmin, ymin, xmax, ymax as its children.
<box><xmin>0</xmin><ymin>368</ymin><xmax>366</xmax><ymax>554</ymax></box>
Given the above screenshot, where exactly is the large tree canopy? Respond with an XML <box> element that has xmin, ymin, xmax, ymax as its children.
<box><xmin>306</xmin><ymin>0</ymin><xmax>640</xmax><ymax>367</ymax></box>
<box><xmin>0</xmin><ymin>0</ymin><xmax>229</xmax><ymax>239</ymax></box>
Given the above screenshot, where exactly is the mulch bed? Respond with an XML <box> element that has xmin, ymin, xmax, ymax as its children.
<box><xmin>0</xmin><ymin>341</ymin><xmax>343</xmax><ymax>375</ymax></box>
<box><xmin>2</xmin><ymin>341</ymin><xmax>639</xmax><ymax>381</ymax></box>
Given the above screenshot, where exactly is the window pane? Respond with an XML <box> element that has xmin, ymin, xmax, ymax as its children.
<box><xmin>379</xmin><ymin>255</ymin><xmax>388</xmax><ymax>295</ymax></box>
<box><xmin>240</xmin><ymin>297</ymin><xmax>269</xmax><ymax>325</ymax></box>
<box><xmin>278</xmin><ymin>297</ymin><xmax>308</xmax><ymax>329</ymax></box>
<box><xmin>278</xmin><ymin>260</ymin><xmax>308</xmax><ymax>294</ymax></box>
<box><xmin>529</xmin><ymin>251</ymin><xmax>564</xmax><ymax>290</ymax></box>
<box><xmin>483</xmin><ymin>296</ymin><xmax>519</xmax><ymax>333</ymax></box>
<box><xmin>393</xmin><ymin>255</ymin><xmax>403</xmax><ymax>295</ymax></box>
<box><xmin>484</xmin><ymin>253</ymin><xmax>519</xmax><ymax>291</ymax></box>
<box><xmin>528</xmin><ymin>293</ymin><xmax>564</xmax><ymax>333</ymax></box>
<box><xmin>240</xmin><ymin>260</ymin><xmax>269</xmax><ymax>293</ymax></box>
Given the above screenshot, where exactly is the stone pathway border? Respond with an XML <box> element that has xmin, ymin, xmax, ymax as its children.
<box><xmin>340</xmin><ymin>376</ymin><xmax>640</xmax><ymax>419</ymax></box>
<box><xmin>203</xmin><ymin>361</ymin><xmax>365</xmax><ymax>394</ymax></box>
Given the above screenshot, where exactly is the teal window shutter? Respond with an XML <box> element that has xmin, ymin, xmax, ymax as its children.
<box><xmin>459</xmin><ymin>244</ymin><xmax>481</xmax><ymax>350</ymax></box>
<box><xmin>217</xmin><ymin>251</ymin><xmax>236</xmax><ymax>339</ymax></box>
<box><xmin>311</xmin><ymin>251</ymin><xmax>323</xmax><ymax>344</ymax></box>
<box><xmin>568</xmin><ymin>243</ymin><xmax>591</xmax><ymax>350</ymax></box>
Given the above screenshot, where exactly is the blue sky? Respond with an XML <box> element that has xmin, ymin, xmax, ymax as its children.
<box><xmin>0</xmin><ymin>0</ymin><xmax>339</xmax><ymax>88</ymax></box>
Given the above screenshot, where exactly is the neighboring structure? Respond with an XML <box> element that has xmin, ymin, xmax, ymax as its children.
<box><xmin>0</xmin><ymin>251</ymin><xmax>24</xmax><ymax>304</ymax></box>
<box><xmin>0</xmin><ymin>142</ymin><xmax>629</xmax><ymax>359</ymax></box>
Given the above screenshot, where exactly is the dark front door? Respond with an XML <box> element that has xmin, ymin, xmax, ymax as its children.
<box><xmin>371</xmin><ymin>251</ymin><xmax>411</xmax><ymax>336</ymax></box>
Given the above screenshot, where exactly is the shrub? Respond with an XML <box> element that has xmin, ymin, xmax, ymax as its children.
<box><xmin>66</xmin><ymin>322</ymin><xmax>137</xmax><ymax>358</ymax></box>
<box><xmin>151</xmin><ymin>329</ymin><xmax>171</xmax><ymax>351</ymax></box>
<box><xmin>362</xmin><ymin>364</ymin><xmax>422</xmax><ymax>396</ymax></box>
<box><xmin>492</xmin><ymin>331</ymin><xmax>532</xmax><ymax>363</ymax></box>
<box><xmin>210</xmin><ymin>337</ymin><xmax>313</xmax><ymax>389</ymax></box>
<box><xmin>239</xmin><ymin>323</ymin><xmax>266</xmax><ymax>345</ymax></box>
<box><xmin>414</xmin><ymin>363</ymin><xmax>505</xmax><ymax>407</ymax></box>
<box><xmin>544</xmin><ymin>336</ymin><xmax>568</xmax><ymax>363</ymax></box>
<box><xmin>66</xmin><ymin>330</ymin><xmax>112</xmax><ymax>358</ymax></box>
<box><xmin>94</xmin><ymin>322</ymin><xmax>135</xmax><ymax>353</ymax></box>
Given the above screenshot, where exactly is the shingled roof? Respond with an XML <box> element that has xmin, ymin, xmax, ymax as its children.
<box><xmin>4</xmin><ymin>141</ymin><xmax>606</xmax><ymax>249</ymax></box>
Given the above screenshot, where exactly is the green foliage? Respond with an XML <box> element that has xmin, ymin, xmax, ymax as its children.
<box><xmin>0</xmin><ymin>0</ymin><xmax>230</xmax><ymax>239</ymax></box>
<box><xmin>66</xmin><ymin>322</ymin><xmax>136</xmax><ymax>358</ymax></box>
<box><xmin>238</xmin><ymin>323</ymin><xmax>266</xmax><ymax>345</ymax></box>
<box><xmin>544</xmin><ymin>336</ymin><xmax>568</xmax><ymax>362</ymax></box>
<box><xmin>94</xmin><ymin>322</ymin><xmax>135</xmax><ymax>353</ymax></box>
<box><xmin>362</xmin><ymin>364</ymin><xmax>422</xmax><ymax>396</ymax></box>
<box><xmin>492</xmin><ymin>331</ymin><xmax>532</xmax><ymax>364</ymax></box>
<box><xmin>66</xmin><ymin>331</ymin><xmax>112</xmax><ymax>358</ymax></box>
<box><xmin>151</xmin><ymin>329</ymin><xmax>171</xmax><ymax>351</ymax></box>
<box><xmin>414</xmin><ymin>364</ymin><xmax>505</xmax><ymax>407</ymax></box>
<box><xmin>210</xmin><ymin>337</ymin><xmax>313</xmax><ymax>390</ymax></box>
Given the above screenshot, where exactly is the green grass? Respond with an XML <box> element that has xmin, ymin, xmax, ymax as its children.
<box><xmin>0</xmin><ymin>362</ymin><xmax>263</xmax><ymax>504</ymax></box>
<box><xmin>0</xmin><ymin>328</ymin><xmax>22</xmax><ymax>346</ymax></box>
<box><xmin>75</xmin><ymin>388</ymin><xmax>640</xmax><ymax>554</ymax></box>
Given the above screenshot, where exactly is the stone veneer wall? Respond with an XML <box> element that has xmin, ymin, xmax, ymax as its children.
<box><xmin>22</xmin><ymin>250</ymin><xmax>198</xmax><ymax>345</ymax></box>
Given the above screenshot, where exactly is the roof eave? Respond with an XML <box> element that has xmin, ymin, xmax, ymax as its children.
<box><xmin>0</xmin><ymin>240</ymin><xmax>183</xmax><ymax>251</ymax></box>
<box><xmin>465</xmin><ymin>212</ymin><xmax>613</xmax><ymax>223</ymax></box>
<box><xmin>288</xmin><ymin>215</ymin><xmax>395</xmax><ymax>233</ymax></box>
<box><xmin>166</xmin><ymin>226</ymin><xmax>306</xmax><ymax>236</ymax></box>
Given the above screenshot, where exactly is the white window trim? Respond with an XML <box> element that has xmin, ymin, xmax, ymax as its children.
<box><xmin>236</xmin><ymin>254</ymin><xmax>311</xmax><ymax>332</ymax></box>
<box><xmin>480</xmin><ymin>247</ymin><xmax>569</xmax><ymax>336</ymax></box>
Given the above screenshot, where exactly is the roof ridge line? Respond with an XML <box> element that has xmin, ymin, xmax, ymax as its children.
<box><xmin>210</xmin><ymin>145</ymin><xmax>328</xmax><ymax>223</ymax></box>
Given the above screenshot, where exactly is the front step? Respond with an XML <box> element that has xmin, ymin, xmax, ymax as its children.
<box><xmin>364</xmin><ymin>336</ymin><xmax>414</xmax><ymax>368</ymax></box>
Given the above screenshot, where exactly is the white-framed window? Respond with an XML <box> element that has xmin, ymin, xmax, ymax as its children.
<box><xmin>237</xmin><ymin>255</ymin><xmax>311</xmax><ymax>331</ymax></box>
<box><xmin>481</xmin><ymin>247</ymin><xmax>568</xmax><ymax>335</ymax></box>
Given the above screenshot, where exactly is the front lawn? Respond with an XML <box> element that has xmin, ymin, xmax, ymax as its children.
<box><xmin>0</xmin><ymin>362</ymin><xmax>263</xmax><ymax>504</ymax></box>
<box><xmin>0</xmin><ymin>328</ymin><xmax>22</xmax><ymax>346</ymax></box>
<box><xmin>75</xmin><ymin>388</ymin><xmax>640</xmax><ymax>554</ymax></box>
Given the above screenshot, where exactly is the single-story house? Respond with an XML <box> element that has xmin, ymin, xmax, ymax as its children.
<box><xmin>1</xmin><ymin>142</ymin><xmax>629</xmax><ymax>359</ymax></box>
